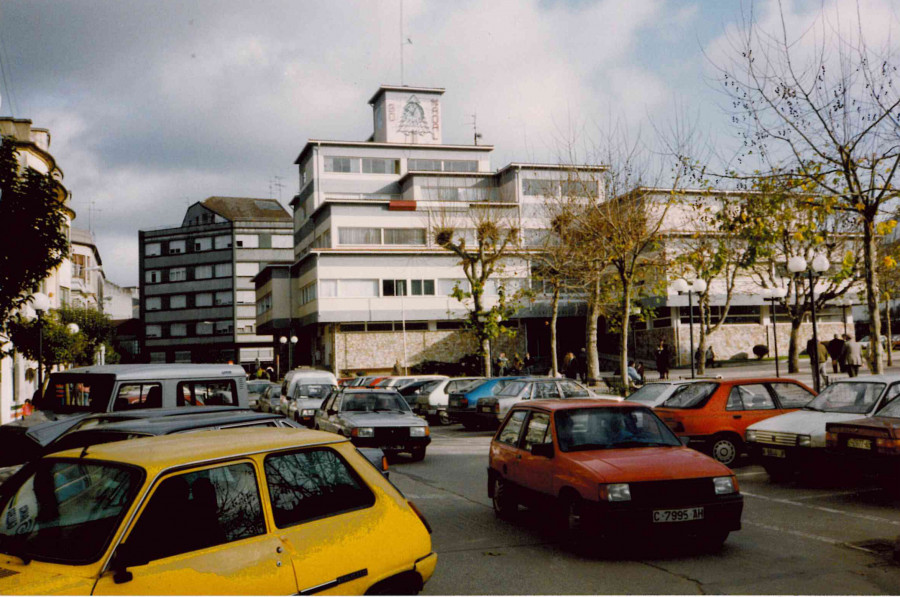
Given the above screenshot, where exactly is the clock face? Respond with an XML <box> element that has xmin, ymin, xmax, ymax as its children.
<box><xmin>396</xmin><ymin>95</ymin><xmax>432</xmax><ymax>137</ymax></box>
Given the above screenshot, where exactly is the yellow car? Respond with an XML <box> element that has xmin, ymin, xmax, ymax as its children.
<box><xmin>0</xmin><ymin>428</ymin><xmax>436</xmax><ymax>595</ymax></box>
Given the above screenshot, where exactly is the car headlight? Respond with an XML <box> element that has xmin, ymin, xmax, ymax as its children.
<box><xmin>745</xmin><ymin>430</ymin><xmax>757</xmax><ymax>443</ymax></box>
<box><xmin>599</xmin><ymin>483</ymin><xmax>631</xmax><ymax>502</ymax></box>
<box><xmin>301</xmin><ymin>409</ymin><xmax>316</xmax><ymax>417</ymax></box>
<box><xmin>352</xmin><ymin>427</ymin><xmax>374</xmax><ymax>438</ymax></box>
<box><xmin>713</xmin><ymin>476</ymin><xmax>738</xmax><ymax>495</ymax></box>
<box><xmin>797</xmin><ymin>434</ymin><xmax>812</xmax><ymax>447</ymax></box>
<box><xmin>410</xmin><ymin>426</ymin><xmax>429</xmax><ymax>437</ymax></box>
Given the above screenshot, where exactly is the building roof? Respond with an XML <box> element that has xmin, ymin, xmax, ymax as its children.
<box><xmin>294</xmin><ymin>139</ymin><xmax>494</xmax><ymax>166</ymax></box>
<box><xmin>201</xmin><ymin>196</ymin><xmax>291</xmax><ymax>222</ymax></box>
<box><xmin>498</xmin><ymin>163</ymin><xmax>608</xmax><ymax>174</ymax></box>
<box><xmin>368</xmin><ymin>85</ymin><xmax>446</xmax><ymax>105</ymax></box>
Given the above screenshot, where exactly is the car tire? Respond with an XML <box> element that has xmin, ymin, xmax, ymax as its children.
<box><xmin>438</xmin><ymin>410</ymin><xmax>451</xmax><ymax>426</ymax></box>
<box><xmin>409</xmin><ymin>446</ymin><xmax>426</xmax><ymax>462</ymax></box>
<box><xmin>558</xmin><ymin>492</ymin><xmax>588</xmax><ymax>539</ymax></box>
<box><xmin>492</xmin><ymin>477</ymin><xmax>518</xmax><ymax>519</ymax></box>
<box><xmin>710</xmin><ymin>434</ymin><xmax>742</xmax><ymax>466</ymax></box>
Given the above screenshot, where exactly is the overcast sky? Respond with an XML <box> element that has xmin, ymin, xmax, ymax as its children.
<box><xmin>0</xmin><ymin>0</ymin><xmax>897</xmax><ymax>286</ymax></box>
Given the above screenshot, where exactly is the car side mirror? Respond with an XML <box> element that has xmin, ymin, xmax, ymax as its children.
<box><xmin>327</xmin><ymin>409</ymin><xmax>337</xmax><ymax>416</ymax></box>
<box><xmin>531</xmin><ymin>442</ymin><xmax>554</xmax><ymax>458</ymax></box>
<box><xmin>111</xmin><ymin>542</ymin><xmax>146</xmax><ymax>584</ymax></box>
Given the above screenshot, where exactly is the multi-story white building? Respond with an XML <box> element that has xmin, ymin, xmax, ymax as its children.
<box><xmin>259</xmin><ymin>85</ymin><xmax>605</xmax><ymax>375</ymax></box>
<box><xmin>139</xmin><ymin>197</ymin><xmax>293</xmax><ymax>367</ymax></box>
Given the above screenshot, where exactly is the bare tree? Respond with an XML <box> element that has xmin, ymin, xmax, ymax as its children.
<box><xmin>715</xmin><ymin>0</ymin><xmax>900</xmax><ymax>373</ymax></box>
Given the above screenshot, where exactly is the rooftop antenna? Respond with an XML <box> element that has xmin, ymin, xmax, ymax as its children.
<box><xmin>270</xmin><ymin>176</ymin><xmax>285</xmax><ymax>201</ymax></box>
<box><xmin>87</xmin><ymin>199</ymin><xmax>102</xmax><ymax>235</ymax></box>
<box><xmin>466</xmin><ymin>112</ymin><xmax>483</xmax><ymax>145</ymax></box>
<box><xmin>400</xmin><ymin>0</ymin><xmax>412</xmax><ymax>85</ymax></box>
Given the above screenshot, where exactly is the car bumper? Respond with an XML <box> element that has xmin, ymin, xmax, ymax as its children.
<box><xmin>590</xmin><ymin>495</ymin><xmax>744</xmax><ymax>536</ymax></box>
<box><xmin>448</xmin><ymin>409</ymin><xmax>480</xmax><ymax>425</ymax></box>
<box><xmin>748</xmin><ymin>442</ymin><xmax>819</xmax><ymax>467</ymax></box>
<box><xmin>415</xmin><ymin>552</ymin><xmax>438</xmax><ymax>586</ymax></box>
<box><xmin>350</xmin><ymin>437</ymin><xmax>432</xmax><ymax>451</ymax></box>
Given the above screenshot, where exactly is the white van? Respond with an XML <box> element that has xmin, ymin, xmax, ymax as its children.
<box><xmin>279</xmin><ymin>368</ymin><xmax>339</xmax><ymax>427</ymax></box>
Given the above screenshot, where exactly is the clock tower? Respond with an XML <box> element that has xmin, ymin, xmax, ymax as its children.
<box><xmin>369</xmin><ymin>85</ymin><xmax>444</xmax><ymax>145</ymax></box>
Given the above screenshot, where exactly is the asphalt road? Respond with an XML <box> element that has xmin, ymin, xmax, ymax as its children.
<box><xmin>390</xmin><ymin>425</ymin><xmax>900</xmax><ymax>595</ymax></box>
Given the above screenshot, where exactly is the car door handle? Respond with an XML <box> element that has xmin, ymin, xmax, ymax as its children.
<box><xmin>733</xmin><ymin>415</ymin><xmax>742</xmax><ymax>419</ymax></box>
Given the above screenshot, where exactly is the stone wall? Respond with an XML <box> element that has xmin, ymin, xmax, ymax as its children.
<box><xmin>333</xmin><ymin>328</ymin><xmax>527</xmax><ymax>375</ymax></box>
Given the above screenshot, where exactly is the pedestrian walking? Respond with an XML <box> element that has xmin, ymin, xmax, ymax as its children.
<box><xmin>563</xmin><ymin>352</ymin><xmax>577</xmax><ymax>379</ymax></box>
<box><xmin>655</xmin><ymin>340</ymin><xmax>671</xmax><ymax>380</ymax></box>
<box><xmin>827</xmin><ymin>334</ymin><xmax>844</xmax><ymax>374</ymax></box>
<box><xmin>842</xmin><ymin>334</ymin><xmax>862</xmax><ymax>378</ymax></box>
<box><xmin>807</xmin><ymin>337</ymin><xmax>829</xmax><ymax>384</ymax></box>
<box><xmin>577</xmin><ymin>348</ymin><xmax>588</xmax><ymax>382</ymax></box>
<box><xmin>495</xmin><ymin>352</ymin><xmax>509</xmax><ymax>377</ymax></box>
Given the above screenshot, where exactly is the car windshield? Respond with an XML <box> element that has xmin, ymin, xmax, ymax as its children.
<box><xmin>661</xmin><ymin>382</ymin><xmax>719</xmax><ymax>409</ymax></box>
<box><xmin>0</xmin><ymin>459</ymin><xmax>142</xmax><ymax>565</ymax></box>
<box><xmin>875</xmin><ymin>393</ymin><xmax>900</xmax><ymax>417</ymax></box>
<box><xmin>496</xmin><ymin>381</ymin><xmax>529</xmax><ymax>397</ymax></box>
<box><xmin>341</xmin><ymin>393</ymin><xmax>411</xmax><ymax>413</ymax></box>
<box><xmin>295</xmin><ymin>383</ymin><xmax>334</xmax><ymax>398</ymax></box>
<box><xmin>264</xmin><ymin>386</ymin><xmax>282</xmax><ymax>400</ymax></box>
<box><xmin>555</xmin><ymin>407</ymin><xmax>681</xmax><ymax>452</ymax></box>
<box><xmin>626</xmin><ymin>384</ymin><xmax>674</xmax><ymax>405</ymax></box>
<box><xmin>805</xmin><ymin>382</ymin><xmax>885</xmax><ymax>414</ymax></box>
<box><xmin>37</xmin><ymin>374</ymin><xmax>116</xmax><ymax>414</ymax></box>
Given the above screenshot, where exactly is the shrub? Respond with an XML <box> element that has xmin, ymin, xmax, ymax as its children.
<box><xmin>752</xmin><ymin>344</ymin><xmax>769</xmax><ymax>359</ymax></box>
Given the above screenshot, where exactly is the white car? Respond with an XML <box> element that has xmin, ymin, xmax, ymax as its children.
<box><xmin>746</xmin><ymin>375</ymin><xmax>900</xmax><ymax>480</ymax></box>
<box><xmin>403</xmin><ymin>377</ymin><xmax>485</xmax><ymax>425</ymax></box>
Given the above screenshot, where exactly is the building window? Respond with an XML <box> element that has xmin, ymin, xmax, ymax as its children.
<box><xmin>340</xmin><ymin>280</ymin><xmax>378</xmax><ymax>297</ymax></box>
<box><xmin>236</xmin><ymin>262</ymin><xmax>259</xmax><ymax>277</ymax></box>
<box><xmin>324</xmin><ymin>156</ymin><xmax>360</xmax><ymax>173</ymax></box>
<box><xmin>215</xmin><ymin>291</ymin><xmax>233</xmax><ymax>306</ymax></box>
<box><xmin>409</xmin><ymin>158</ymin><xmax>478</xmax><ymax>172</ymax></box>
<box><xmin>168</xmin><ymin>240</ymin><xmax>186</xmax><ymax>254</ymax></box>
<box><xmin>72</xmin><ymin>254</ymin><xmax>87</xmax><ymax>280</ymax></box>
<box><xmin>338</xmin><ymin>228</ymin><xmax>381</xmax><ymax>245</ymax></box>
<box><xmin>146</xmin><ymin>297</ymin><xmax>162</xmax><ymax>311</ymax></box>
<box><xmin>169</xmin><ymin>295</ymin><xmax>187</xmax><ymax>309</ymax></box>
<box><xmin>438</xmin><ymin>279</ymin><xmax>469</xmax><ymax>296</ymax></box>
<box><xmin>236</xmin><ymin>291</ymin><xmax>256</xmax><ymax>305</ymax></box>
<box><xmin>174</xmin><ymin>350</ymin><xmax>191</xmax><ymax>363</ymax></box>
<box><xmin>320</xmin><ymin>280</ymin><xmax>337</xmax><ymax>298</ymax></box>
<box><xmin>300</xmin><ymin>282</ymin><xmax>317</xmax><ymax>305</ymax></box>
<box><xmin>272</xmin><ymin>235</ymin><xmax>292</xmax><ymax>249</ymax></box>
<box><xmin>215</xmin><ymin>263</ymin><xmax>232</xmax><ymax>278</ymax></box>
<box><xmin>410</xmin><ymin>280</ymin><xmax>435</xmax><ymax>296</ymax></box>
<box><xmin>215</xmin><ymin>321</ymin><xmax>233</xmax><ymax>335</ymax></box>
<box><xmin>361</xmin><ymin>158</ymin><xmax>400</xmax><ymax>174</ymax></box>
<box><xmin>169</xmin><ymin>267</ymin><xmax>187</xmax><ymax>282</ymax></box>
<box><xmin>194</xmin><ymin>237</ymin><xmax>212</xmax><ymax>252</ymax></box>
<box><xmin>522</xmin><ymin>179</ymin><xmax>559</xmax><ymax>196</ymax></box>
<box><xmin>235</xmin><ymin>235</ymin><xmax>258</xmax><ymax>248</ymax></box>
<box><xmin>145</xmin><ymin>243</ymin><xmax>162</xmax><ymax>257</ymax></box>
<box><xmin>340</xmin><ymin>323</ymin><xmax>366</xmax><ymax>332</ymax></box>
<box><xmin>237</xmin><ymin>320</ymin><xmax>255</xmax><ymax>334</ymax></box>
<box><xmin>195</xmin><ymin>292</ymin><xmax>213</xmax><ymax>307</ymax></box>
<box><xmin>382</xmin><ymin>280</ymin><xmax>407</xmax><ymax>297</ymax></box>
<box><xmin>170</xmin><ymin>323</ymin><xmax>187</xmax><ymax>337</ymax></box>
<box><xmin>149</xmin><ymin>351</ymin><xmax>166</xmax><ymax>363</ymax></box>
<box><xmin>560</xmin><ymin>180</ymin><xmax>599</xmax><ymax>198</ymax></box>
<box><xmin>436</xmin><ymin>321</ymin><xmax>464</xmax><ymax>330</ymax></box>
<box><xmin>145</xmin><ymin>270</ymin><xmax>161</xmax><ymax>284</ymax></box>
<box><xmin>367</xmin><ymin>322</ymin><xmax>393</xmax><ymax>331</ymax></box>
<box><xmin>214</xmin><ymin>235</ymin><xmax>232</xmax><ymax>250</ymax></box>
<box><xmin>145</xmin><ymin>325</ymin><xmax>162</xmax><ymax>338</ymax></box>
<box><xmin>383</xmin><ymin>228</ymin><xmax>425</xmax><ymax>245</ymax></box>
<box><xmin>257</xmin><ymin>293</ymin><xmax>272</xmax><ymax>315</ymax></box>
<box><xmin>194</xmin><ymin>265</ymin><xmax>212</xmax><ymax>280</ymax></box>
<box><xmin>421</xmin><ymin>187</ymin><xmax>460</xmax><ymax>202</ymax></box>
<box><xmin>196</xmin><ymin>321</ymin><xmax>213</xmax><ymax>335</ymax></box>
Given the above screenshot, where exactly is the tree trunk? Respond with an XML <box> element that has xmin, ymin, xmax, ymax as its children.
<box><xmin>863</xmin><ymin>219</ymin><xmax>885</xmax><ymax>374</ymax></box>
<box><xmin>886</xmin><ymin>295</ymin><xmax>893</xmax><ymax>367</ymax></box>
<box><xmin>481</xmin><ymin>338</ymin><xmax>491</xmax><ymax>377</ymax></box>
<box><xmin>788</xmin><ymin>316</ymin><xmax>801</xmax><ymax>373</ymax></box>
<box><xmin>697</xmin><ymin>300</ymin><xmax>708</xmax><ymax>376</ymax></box>
<box><xmin>550</xmin><ymin>287</ymin><xmax>560</xmax><ymax>376</ymax></box>
<box><xmin>619</xmin><ymin>279</ymin><xmax>631</xmax><ymax>392</ymax></box>
<box><xmin>586</xmin><ymin>287</ymin><xmax>600</xmax><ymax>385</ymax></box>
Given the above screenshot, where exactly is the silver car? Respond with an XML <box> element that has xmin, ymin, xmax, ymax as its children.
<box><xmin>476</xmin><ymin>377</ymin><xmax>596</xmax><ymax>427</ymax></box>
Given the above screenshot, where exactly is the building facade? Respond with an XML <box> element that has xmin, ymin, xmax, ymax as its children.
<box><xmin>139</xmin><ymin>197</ymin><xmax>292</xmax><ymax>367</ymax></box>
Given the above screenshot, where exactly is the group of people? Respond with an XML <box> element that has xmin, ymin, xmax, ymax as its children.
<box><xmin>494</xmin><ymin>352</ymin><xmax>536</xmax><ymax>376</ymax></box>
<box><xmin>810</xmin><ymin>334</ymin><xmax>872</xmax><ymax>380</ymax></box>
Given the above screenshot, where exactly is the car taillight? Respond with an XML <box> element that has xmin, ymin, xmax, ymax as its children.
<box><xmin>460</xmin><ymin>398</ymin><xmax>468</xmax><ymax>408</ymax></box>
<box><xmin>382</xmin><ymin>455</ymin><xmax>389</xmax><ymax>471</ymax></box>
<box><xmin>825</xmin><ymin>432</ymin><xmax>837</xmax><ymax>448</ymax></box>
<box><xmin>876</xmin><ymin>438</ymin><xmax>900</xmax><ymax>454</ymax></box>
<box><xmin>493</xmin><ymin>403</ymin><xmax>500</xmax><ymax>413</ymax></box>
<box><xmin>407</xmin><ymin>500</ymin><xmax>432</xmax><ymax>534</ymax></box>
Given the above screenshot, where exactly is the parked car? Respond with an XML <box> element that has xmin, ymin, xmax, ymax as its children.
<box><xmin>258</xmin><ymin>383</ymin><xmax>282</xmax><ymax>413</ymax></box>
<box><xmin>476</xmin><ymin>377</ymin><xmax>598</xmax><ymax>428</ymax></box>
<box><xmin>402</xmin><ymin>377</ymin><xmax>485</xmax><ymax>425</ymax></box>
<box><xmin>858</xmin><ymin>335</ymin><xmax>888</xmax><ymax>352</ymax></box>
<box><xmin>747</xmin><ymin>375</ymin><xmax>900</xmax><ymax>480</ymax></box>
<box><xmin>0</xmin><ymin>364</ymin><xmax>250</xmax><ymax>467</ymax></box>
<box><xmin>315</xmin><ymin>389</ymin><xmax>431</xmax><ymax>461</ymax></box>
<box><xmin>447</xmin><ymin>377</ymin><xmax>526</xmax><ymax>430</ymax></box>
<box><xmin>654</xmin><ymin>378</ymin><xmax>816</xmax><ymax>466</ymax></box>
<box><xmin>373</xmin><ymin>375</ymin><xmax>448</xmax><ymax>390</ymax></box>
<box><xmin>246</xmin><ymin>380</ymin><xmax>273</xmax><ymax>410</ymax></box>
<box><xmin>488</xmin><ymin>400</ymin><xmax>743</xmax><ymax>549</ymax></box>
<box><xmin>825</xmin><ymin>394</ymin><xmax>900</xmax><ymax>489</ymax></box>
<box><xmin>0</xmin><ymin>429</ymin><xmax>435</xmax><ymax>594</ymax></box>
<box><xmin>625</xmin><ymin>380</ymin><xmax>705</xmax><ymax>408</ymax></box>
<box><xmin>280</xmin><ymin>368</ymin><xmax>338</xmax><ymax>404</ymax></box>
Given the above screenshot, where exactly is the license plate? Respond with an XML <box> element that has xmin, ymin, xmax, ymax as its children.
<box><xmin>480</xmin><ymin>406</ymin><xmax>492</xmax><ymax>413</ymax></box>
<box><xmin>652</xmin><ymin>507</ymin><xmax>704</xmax><ymax>523</ymax></box>
<box><xmin>847</xmin><ymin>438</ymin><xmax>872</xmax><ymax>450</ymax></box>
<box><xmin>762</xmin><ymin>447</ymin><xmax>786</xmax><ymax>458</ymax></box>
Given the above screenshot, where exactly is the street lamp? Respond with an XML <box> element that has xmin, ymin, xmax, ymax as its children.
<box><xmin>280</xmin><ymin>335</ymin><xmax>298</xmax><ymax>371</ymax></box>
<box><xmin>672</xmin><ymin>278</ymin><xmax>707</xmax><ymax>379</ymax></box>
<box><xmin>762</xmin><ymin>287</ymin><xmax>788</xmax><ymax>377</ymax></box>
<box><xmin>835</xmin><ymin>297</ymin><xmax>853</xmax><ymax>336</ymax></box>
<box><xmin>30</xmin><ymin>293</ymin><xmax>51</xmax><ymax>393</ymax></box>
<box><xmin>787</xmin><ymin>255</ymin><xmax>830</xmax><ymax>392</ymax></box>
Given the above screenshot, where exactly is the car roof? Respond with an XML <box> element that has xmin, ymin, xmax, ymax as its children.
<box><xmin>513</xmin><ymin>398</ymin><xmax>633</xmax><ymax>411</ymax></box>
<box><xmin>78</xmin><ymin>406</ymin><xmax>248</xmax><ymax>422</ymax></box>
<box><xmin>829</xmin><ymin>374</ymin><xmax>900</xmax><ymax>383</ymax></box>
<box><xmin>51</xmin><ymin>364</ymin><xmax>247</xmax><ymax>381</ymax></box>
<box><xmin>61</xmin><ymin>411</ymin><xmax>288</xmax><ymax>437</ymax></box>
<box><xmin>339</xmin><ymin>388</ymin><xmax>401</xmax><ymax>394</ymax></box>
<box><xmin>53</xmin><ymin>427</ymin><xmax>344</xmax><ymax>470</ymax></box>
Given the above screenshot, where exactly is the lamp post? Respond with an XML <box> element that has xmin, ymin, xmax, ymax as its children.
<box><xmin>836</xmin><ymin>297</ymin><xmax>852</xmax><ymax>336</ymax></box>
<box><xmin>30</xmin><ymin>293</ymin><xmax>51</xmax><ymax>393</ymax></box>
<box><xmin>787</xmin><ymin>255</ymin><xmax>830</xmax><ymax>392</ymax></box>
<box><xmin>672</xmin><ymin>278</ymin><xmax>707</xmax><ymax>379</ymax></box>
<box><xmin>280</xmin><ymin>335</ymin><xmax>299</xmax><ymax>371</ymax></box>
<box><xmin>762</xmin><ymin>287</ymin><xmax>788</xmax><ymax>377</ymax></box>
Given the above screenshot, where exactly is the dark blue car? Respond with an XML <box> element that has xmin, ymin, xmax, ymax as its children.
<box><xmin>447</xmin><ymin>377</ymin><xmax>526</xmax><ymax>430</ymax></box>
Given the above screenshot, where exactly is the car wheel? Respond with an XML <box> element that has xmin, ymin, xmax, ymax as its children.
<box><xmin>409</xmin><ymin>446</ymin><xmax>426</xmax><ymax>462</ymax></box>
<box><xmin>492</xmin><ymin>477</ymin><xmax>517</xmax><ymax>519</ymax></box>
<box><xmin>558</xmin><ymin>492</ymin><xmax>587</xmax><ymax>538</ymax></box>
<box><xmin>710</xmin><ymin>434</ymin><xmax>742</xmax><ymax>466</ymax></box>
<box><xmin>438</xmin><ymin>410</ymin><xmax>451</xmax><ymax>426</ymax></box>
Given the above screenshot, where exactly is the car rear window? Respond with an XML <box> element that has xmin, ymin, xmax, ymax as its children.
<box><xmin>770</xmin><ymin>382</ymin><xmax>815</xmax><ymax>409</ymax></box>
<box><xmin>805</xmin><ymin>382</ymin><xmax>885</xmax><ymax>414</ymax></box>
<box><xmin>178</xmin><ymin>380</ymin><xmax>238</xmax><ymax>406</ymax></box>
<box><xmin>626</xmin><ymin>384</ymin><xmax>671</xmax><ymax>405</ymax></box>
<box><xmin>661</xmin><ymin>382</ymin><xmax>719</xmax><ymax>409</ymax></box>
<box><xmin>496</xmin><ymin>381</ymin><xmax>528</xmax><ymax>397</ymax></box>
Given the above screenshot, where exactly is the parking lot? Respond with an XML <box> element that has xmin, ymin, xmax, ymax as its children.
<box><xmin>391</xmin><ymin>425</ymin><xmax>900</xmax><ymax>595</ymax></box>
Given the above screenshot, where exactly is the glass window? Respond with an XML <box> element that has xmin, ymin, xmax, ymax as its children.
<box><xmin>661</xmin><ymin>382</ymin><xmax>719</xmax><ymax>409</ymax></box>
<box><xmin>145</xmin><ymin>297</ymin><xmax>161</xmax><ymax>311</ymax></box>
<box><xmin>196</xmin><ymin>322</ymin><xmax>213</xmax><ymax>335</ymax></box>
<box><xmin>560</xmin><ymin>180</ymin><xmax>599</xmax><ymax>198</ymax></box>
<box><xmin>382</xmin><ymin>279</ymin><xmax>407</xmax><ymax>297</ymax></box>
<box><xmin>194</xmin><ymin>237</ymin><xmax>212</xmax><ymax>251</ymax></box>
<box><xmin>235</xmin><ymin>235</ymin><xmax>258</xmax><ymax>249</ymax></box>
<box><xmin>805</xmin><ymin>382</ymin><xmax>886</xmax><ymax>414</ymax></box>
<box><xmin>215</xmin><ymin>321</ymin><xmax>233</xmax><ymax>335</ymax></box>
<box><xmin>0</xmin><ymin>460</ymin><xmax>140</xmax><ymax>564</ymax></box>
<box><xmin>38</xmin><ymin>376</ymin><xmax>115</xmax><ymax>413</ymax></box>
<box><xmin>769</xmin><ymin>382</ymin><xmax>815</xmax><ymax>409</ymax></box>
<box><xmin>236</xmin><ymin>291</ymin><xmax>256</xmax><ymax>304</ymax></box>
<box><xmin>444</xmin><ymin>159</ymin><xmax>478</xmax><ymax>172</ymax></box>
<box><xmin>145</xmin><ymin>243</ymin><xmax>161</xmax><ymax>256</ymax></box>
<box><xmin>145</xmin><ymin>325</ymin><xmax>162</xmax><ymax>338</ymax></box>
<box><xmin>555</xmin><ymin>407</ymin><xmax>680</xmax><ymax>452</ymax></box>
<box><xmin>533</xmin><ymin>382</ymin><xmax>562</xmax><ymax>400</ymax></box>
<box><xmin>559</xmin><ymin>380</ymin><xmax>590</xmax><ymax>398</ymax></box>
<box><xmin>125</xmin><ymin>463</ymin><xmax>265</xmax><ymax>563</ymax></box>
<box><xmin>195</xmin><ymin>292</ymin><xmax>213</xmax><ymax>307</ymax></box>
<box><xmin>272</xmin><ymin>235</ymin><xmax>292</xmax><ymax>249</ymax></box>
<box><xmin>622</xmin><ymin>384</ymin><xmax>670</xmax><ymax>406</ymax></box>
<box><xmin>169</xmin><ymin>267</ymin><xmax>187</xmax><ymax>282</ymax></box>
<box><xmin>264</xmin><ymin>449</ymin><xmax>375</xmax><ymax>528</ymax></box>
<box><xmin>361</xmin><ymin>158</ymin><xmax>399</xmax><ymax>174</ymax></box>
<box><xmin>874</xmin><ymin>385</ymin><xmax>900</xmax><ymax>416</ymax></box>
<box><xmin>383</xmin><ymin>228</ymin><xmax>426</xmax><ymax>245</ymax></box>
<box><xmin>324</xmin><ymin>156</ymin><xmax>360</xmax><ymax>173</ymax></box>
<box><xmin>338</xmin><ymin>228</ymin><xmax>381</xmax><ymax>245</ymax></box>
<box><xmin>214</xmin><ymin>236</ymin><xmax>232</xmax><ymax>250</ymax></box>
<box><xmin>169</xmin><ymin>295</ymin><xmax>187</xmax><ymax>309</ymax></box>
<box><xmin>236</xmin><ymin>262</ymin><xmax>258</xmax><ymax>277</ymax></box>
<box><xmin>194</xmin><ymin>265</ymin><xmax>212</xmax><ymax>280</ymax></box>
<box><xmin>170</xmin><ymin>323</ymin><xmax>187</xmax><ymax>337</ymax></box>
<box><xmin>145</xmin><ymin>270</ymin><xmax>161</xmax><ymax>284</ymax></box>
<box><xmin>320</xmin><ymin>280</ymin><xmax>337</xmax><ymax>298</ymax></box>
<box><xmin>168</xmin><ymin>240</ymin><xmax>186</xmax><ymax>254</ymax></box>
<box><xmin>215</xmin><ymin>291</ymin><xmax>232</xmax><ymax>305</ymax></box>
<box><xmin>727</xmin><ymin>384</ymin><xmax>774</xmax><ymax>410</ymax></box>
<box><xmin>522</xmin><ymin>412</ymin><xmax>551</xmax><ymax>451</ymax></box>
<box><xmin>178</xmin><ymin>380</ymin><xmax>238</xmax><ymax>406</ymax></box>
<box><xmin>410</xmin><ymin>279</ymin><xmax>435</xmax><ymax>296</ymax></box>
<box><xmin>497</xmin><ymin>410</ymin><xmax>527</xmax><ymax>446</ymax></box>
<box><xmin>522</xmin><ymin>179</ymin><xmax>558</xmax><ymax>196</ymax></box>
<box><xmin>340</xmin><ymin>393</ymin><xmax>410</xmax><ymax>413</ymax></box>
<box><xmin>113</xmin><ymin>383</ymin><xmax>163</xmax><ymax>411</ymax></box>
<box><xmin>215</xmin><ymin>263</ymin><xmax>232</xmax><ymax>278</ymax></box>
<box><xmin>341</xmin><ymin>279</ymin><xmax>378</xmax><ymax>297</ymax></box>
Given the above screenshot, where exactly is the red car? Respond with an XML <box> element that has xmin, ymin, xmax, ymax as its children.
<box><xmin>654</xmin><ymin>378</ymin><xmax>816</xmax><ymax>466</ymax></box>
<box><xmin>826</xmin><ymin>394</ymin><xmax>900</xmax><ymax>490</ymax></box>
<box><xmin>488</xmin><ymin>400</ymin><xmax>743</xmax><ymax>548</ymax></box>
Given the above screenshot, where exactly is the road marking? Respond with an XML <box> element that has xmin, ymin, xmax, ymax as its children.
<box><xmin>735</xmin><ymin>471</ymin><xmax>768</xmax><ymax>478</ymax></box>
<box><xmin>742</xmin><ymin>491</ymin><xmax>900</xmax><ymax>526</ymax></box>
<box><xmin>791</xmin><ymin>488</ymin><xmax>882</xmax><ymax>501</ymax></box>
<box><xmin>744</xmin><ymin>520</ymin><xmax>841</xmax><ymax>545</ymax></box>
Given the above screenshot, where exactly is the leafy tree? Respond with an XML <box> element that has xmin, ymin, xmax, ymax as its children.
<box><xmin>0</xmin><ymin>135</ymin><xmax>69</xmax><ymax>334</ymax></box>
